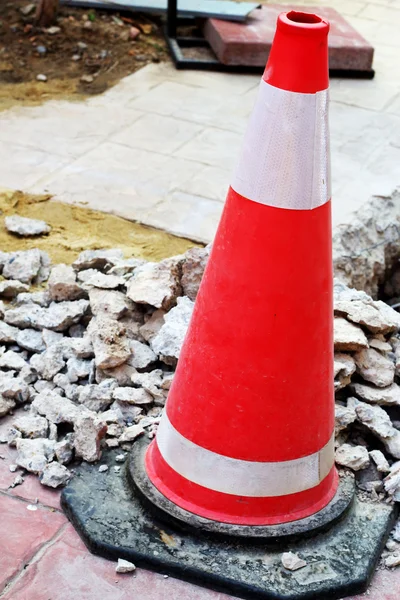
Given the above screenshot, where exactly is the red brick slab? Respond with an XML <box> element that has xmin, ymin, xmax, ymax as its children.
<box><xmin>1</xmin><ymin>523</ymin><xmax>230</xmax><ymax>600</ymax></box>
<box><xmin>0</xmin><ymin>494</ymin><xmax>66</xmax><ymax>593</ymax></box>
<box><xmin>204</xmin><ymin>5</ymin><xmax>374</xmax><ymax>71</ymax></box>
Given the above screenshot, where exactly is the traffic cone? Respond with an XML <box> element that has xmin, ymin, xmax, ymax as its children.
<box><xmin>145</xmin><ymin>11</ymin><xmax>336</xmax><ymax>526</ymax></box>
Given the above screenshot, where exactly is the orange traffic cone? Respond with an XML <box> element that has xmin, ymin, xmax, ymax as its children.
<box><xmin>145</xmin><ymin>11</ymin><xmax>335</xmax><ymax>526</ymax></box>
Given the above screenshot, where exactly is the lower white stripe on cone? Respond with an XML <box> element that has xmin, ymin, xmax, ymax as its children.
<box><xmin>231</xmin><ymin>80</ymin><xmax>331</xmax><ymax>211</ymax></box>
<box><xmin>156</xmin><ymin>413</ymin><xmax>334</xmax><ymax>498</ymax></box>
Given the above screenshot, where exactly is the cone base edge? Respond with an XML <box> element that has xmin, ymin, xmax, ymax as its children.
<box><xmin>129</xmin><ymin>437</ymin><xmax>355</xmax><ymax>540</ymax></box>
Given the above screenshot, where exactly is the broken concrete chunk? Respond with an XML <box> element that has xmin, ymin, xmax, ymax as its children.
<box><xmin>2</xmin><ymin>248</ymin><xmax>43</xmax><ymax>284</ymax></box>
<box><xmin>127</xmin><ymin>339</ymin><xmax>156</xmax><ymax>370</ymax></box>
<box><xmin>40</xmin><ymin>462</ymin><xmax>72</xmax><ymax>488</ymax></box>
<box><xmin>369</xmin><ymin>450</ymin><xmax>390</xmax><ymax>473</ymax></box>
<box><xmin>334</xmin><ymin>317</ymin><xmax>369</xmax><ymax>352</ymax></box>
<box><xmin>13</xmin><ymin>414</ymin><xmax>48</xmax><ymax>439</ymax></box>
<box><xmin>0</xmin><ymin>396</ymin><xmax>16</xmax><ymax>417</ymax></box>
<box><xmin>33</xmin><ymin>300</ymin><xmax>90</xmax><ymax>331</ymax></box>
<box><xmin>369</xmin><ymin>336</ymin><xmax>392</xmax><ymax>352</ymax></box>
<box><xmin>351</xmin><ymin>382</ymin><xmax>400</xmax><ymax>406</ymax></box>
<box><xmin>74</xmin><ymin>413</ymin><xmax>107</xmax><ymax>462</ymax></box>
<box><xmin>281</xmin><ymin>552</ymin><xmax>307</xmax><ymax>571</ymax></box>
<box><xmin>89</xmin><ymin>288</ymin><xmax>130</xmax><ymax>319</ymax></box>
<box><xmin>16</xmin><ymin>290</ymin><xmax>50</xmax><ymax>307</ymax></box>
<box><xmin>30</xmin><ymin>347</ymin><xmax>65</xmax><ymax>380</ymax></box>
<box><xmin>334</xmin><ymin>353</ymin><xmax>356</xmax><ymax>391</ymax></box>
<box><xmin>0</xmin><ymin>321</ymin><xmax>19</xmax><ymax>343</ymax></box>
<box><xmin>96</xmin><ymin>363</ymin><xmax>137</xmax><ymax>387</ymax></box>
<box><xmin>335</xmin><ymin>404</ymin><xmax>357</xmax><ymax>434</ymax></box>
<box><xmin>0</xmin><ymin>279</ymin><xmax>29</xmax><ymax>299</ymax></box>
<box><xmin>355</xmin><ymin>401</ymin><xmax>400</xmax><ymax>459</ymax></box>
<box><xmin>17</xmin><ymin>329</ymin><xmax>45</xmax><ymax>353</ymax></box>
<box><xmin>126</xmin><ymin>258</ymin><xmax>182</xmax><ymax>310</ymax></box>
<box><xmin>0</xmin><ymin>351</ymin><xmax>27</xmax><ymax>371</ymax></box>
<box><xmin>5</xmin><ymin>215</ymin><xmax>50</xmax><ymax>236</ymax></box>
<box><xmin>4</xmin><ymin>300</ymin><xmax>89</xmax><ymax>331</ymax></box>
<box><xmin>32</xmin><ymin>390</ymin><xmax>82</xmax><ymax>424</ymax></box>
<box><xmin>139</xmin><ymin>308</ymin><xmax>166</xmax><ymax>343</ymax></box>
<box><xmin>78</xmin><ymin>384</ymin><xmax>114</xmax><ymax>412</ymax></box>
<box><xmin>73</xmin><ymin>249</ymin><xmax>124</xmax><ymax>272</ymax></box>
<box><xmin>0</xmin><ymin>373</ymin><xmax>30</xmax><ymax>402</ymax></box>
<box><xmin>113</xmin><ymin>387</ymin><xmax>153</xmax><ymax>405</ymax></box>
<box><xmin>335</xmin><ymin>297</ymin><xmax>400</xmax><ymax>335</ymax></box>
<box><xmin>116</xmin><ymin>558</ymin><xmax>136</xmax><ymax>573</ymax></box>
<box><xmin>384</xmin><ymin>463</ymin><xmax>400</xmax><ymax>502</ymax></box>
<box><xmin>48</xmin><ymin>264</ymin><xmax>85</xmax><ymax>302</ymax></box>
<box><xmin>66</xmin><ymin>357</ymin><xmax>93</xmax><ymax>382</ymax></box>
<box><xmin>354</xmin><ymin>348</ymin><xmax>395</xmax><ymax>388</ymax></box>
<box><xmin>151</xmin><ymin>296</ymin><xmax>193</xmax><ymax>366</ymax></box>
<box><xmin>131</xmin><ymin>370</ymin><xmax>164</xmax><ymax>402</ymax></box>
<box><xmin>82</xmin><ymin>271</ymin><xmax>125</xmax><ymax>290</ymax></box>
<box><xmin>55</xmin><ymin>435</ymin><xmax>74</xmax><ymax>465</ymax></box>
<box><xmin>15</xmin><ymin>438</ymin><xmax>55</xmax><ymax>474</ymax></box>
<box><xmin>181</xmin><ymin>246</ymin><xmax>209</xmax><ymax>301</ymax></box>
<box><xmin>88</xmin><ymin>315</ymin><xmax>131</xmax><ymax>369</ymax></box>
<box><xmin>118</xmin><ymin>423</ymin><xmax>145</xmax><ymax>443</ymax></box>
<box><xmin>335</xmin><ymin>444</ymin><xmax>370</xmax><ymax>471</ymax></box>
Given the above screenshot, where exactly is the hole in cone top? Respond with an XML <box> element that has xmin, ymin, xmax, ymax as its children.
<box><xmin>286</xmin><ymin>11</ymin><xmax>322</xmax><ymax>24</ymax></box>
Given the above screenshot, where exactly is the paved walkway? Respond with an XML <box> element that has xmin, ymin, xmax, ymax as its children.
<box><xmin>0</xmin><ymin>412</ymin><xmax>399</xmax><ymax>600</ymax></box>
<box><xmin>0</xmin><ymin>0</ymin><xmax>399</xmax><ymax>242</ymax></box>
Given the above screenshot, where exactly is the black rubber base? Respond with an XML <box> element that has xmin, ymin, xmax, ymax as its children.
<box><xmin>129</xmin><ymin>437</ymin><xmax>354</xmax><ymax>540</ymax></box>
<box><xmin>61</xmin><ymin>447</ymin><xmax>397</xmax><ymax>600</ymax></box>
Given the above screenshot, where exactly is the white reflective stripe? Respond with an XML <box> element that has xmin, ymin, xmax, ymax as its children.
<box><xmin>156</xmin><ymin>413</ymin><xmax>335</xmax><ymax>498</ymax></box>
<box><xmin>231</xmin><ymin>80</ymin><xmax>331</xmax><ymax>211</ymax></box>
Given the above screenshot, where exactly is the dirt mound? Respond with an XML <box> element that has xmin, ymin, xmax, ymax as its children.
<box><xmin>0</xmin><ymin>190</ymin><xmax>199</xmax><ymax>264</ymax></box>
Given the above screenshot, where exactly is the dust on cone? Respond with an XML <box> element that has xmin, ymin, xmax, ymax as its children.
<box><xmin>145</xmin><ymin>11</ymin><xmax>336</xmax><ymax>526</ymax></box>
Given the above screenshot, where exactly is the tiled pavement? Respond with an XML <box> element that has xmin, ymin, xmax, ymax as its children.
<box><xmin>0</xmin><ymin>1</ymin><xmax>399</xmax><ymax>242</ymax></box>
<box><xmin>1</xmin><ymin>411</ymin><xmax>400</xmax><ymax>600</ymax></box>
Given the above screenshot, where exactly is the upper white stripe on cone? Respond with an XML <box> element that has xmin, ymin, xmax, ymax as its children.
<box><xmin>231</xmin><ymin>80</ymin><xmax>331</xmax><ymax>211</ymax></box>
<box><xmin>156</xmin><ymin>413</ymin><xmax>334</xmax><ymax>498</ymax></box>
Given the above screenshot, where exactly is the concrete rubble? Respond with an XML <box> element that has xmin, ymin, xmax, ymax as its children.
<box><xmin>2</xmin><ymin>192</ymin><xmax>400</xmax><ymax>566</ymax></box>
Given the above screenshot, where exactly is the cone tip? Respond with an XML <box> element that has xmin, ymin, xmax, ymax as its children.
<box><xmin>278</xmin><ymin>11</ymin><xmax>330</xmax><ymax>36</ymax></box>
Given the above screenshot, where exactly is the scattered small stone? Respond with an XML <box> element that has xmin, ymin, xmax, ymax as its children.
<box><xmin>385</xmin><ymin>554</ymin><xmax>400</xmax><ymax>568</ymax></box>
<box><xmin>20</xmin><ymin>3</ymin><xmax>35</xmax><ymax>15</ymax></box>
<box><xmin>281</xmin><ymin>552</ymin><xmax>307</xmax><ymax>571</ymax></box>
<box><xmin>9</xmin><ymin>464</ymin><xmax>18</xmax><ymax>472</ymax></box>
<box><xmin>11</xmin><ymin>474</ymin><xmax>24</xmax><ymax>488</ymax></box>
<box><xmin>115</xmin><ymin>453</ymin><xmax>126</xmax><ymax>463</ymax></box>
<box><xmin>27</xmin><ymin>504</ymin><xmax>37</xmax><ymax>511</ymax></box>
<box><xmin>5</xmin><ymin>215</ymin><xmax>50</xmax><ymax>237</ymax></box>
<box><xmin>129</xmin><ymin>26</ymin><xmax>140</xmax><ymax>40</ymax></box>
<box><xmin>116</xmin><ymin>558</ymin><xmax>136</xmax><ymax>573</ymax></box>
<box><xmin>36</xmin><ymin>74</ymin><xmax>47</xmax><ymax>82</ymax></box>
<box><xmin>113</xmin><ymin>465</ymin><xmax>121</xmax><ymax>473</ymax></box>
<box><xmin>81</xmin><ymin>74</ymin><xmax>94</xmax><ymax>84</ymax></box>
<box><xmin>98</xmin><ymin>464</ymin><xmax>108</xmax><ymax>473</ymax></box>
<box><xmin>46</xmin><ymin>26</ymin><xmax>61</xmax><ymax>35</ymax></box>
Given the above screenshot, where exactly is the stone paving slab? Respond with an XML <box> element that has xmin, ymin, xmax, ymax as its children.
<box><xmin>204</xmin><ymin>5</ymin><xmax>374</xmax><ymax>70</ymax></box>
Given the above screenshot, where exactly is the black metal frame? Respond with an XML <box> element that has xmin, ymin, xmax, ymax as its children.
<box><xmin>164</xmin><ymin>0</ymin><xmax>264</xmax><ymax>72</ymax></box>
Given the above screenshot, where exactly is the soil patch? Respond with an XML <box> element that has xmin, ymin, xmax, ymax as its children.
<box><xmin>0</xmin><ymin>189</ymin><xmax>199</xmax><ymax>264</ymax></box>
<box><xmin>0</xmin><ymin>0</ymin><xmax>168</xmax><ymax>111</ymax></box>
